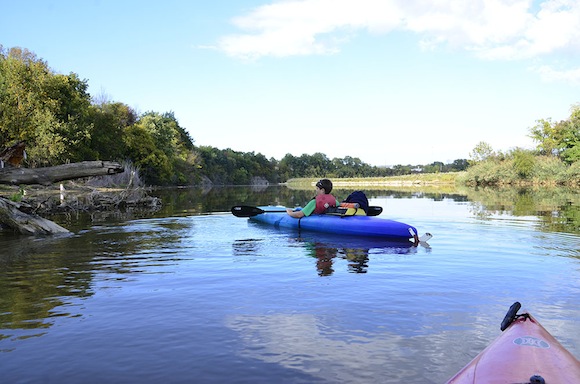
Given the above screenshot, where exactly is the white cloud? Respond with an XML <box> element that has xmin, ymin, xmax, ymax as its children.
<box><xmin>214</xmin><ymin>0</ymin><xmax>580</xmax><ymax>62</ymax></box>
<box><xmin>216</xmin><ymin>0</ymin><xmax>403</xmax><ymax>59</ymax></box>
<box><xmin>473</xmin><ymin>0</ymin><xmax>580</xmax><ymax>60</ymax></box>
<box><xmin>531</xmin><ymin>64</ymin><xmax>580</xmax><ymax>84</ymax></box>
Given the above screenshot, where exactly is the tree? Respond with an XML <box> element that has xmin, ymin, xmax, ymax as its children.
<box><xmin>0</xmin><ymin>46</ymin><xmax>92</xmax><ymax>166</ymax></box>
<box><xmin>123</xmin><ymin>124</ymin><xmax>171</xmax><ymax>185</ymax></box>
<box><xmin>84</xmin><ymin>101</ymin><xmax>137</xmax><ymax>161</ymax></box>
<box><xmin>450</xmin><ymin>159</ymin><xmax>469</xmax><ymax>171</ymax></box>
<box><xmin>529</xmin><ymin>105</ymin><xmax>580</xmax><ymax>164</ymax></box>
<box><xmin>529</xmin><ymin>118</ymin><xmax>560</xmax><ymax>156</ymax></box>
<box><xmin>128</xmin><ymin>111</ymin><xmax>197</xmax><ymax>185</ymax></box>
<box><xmin>469</xmin><ymin>141</ymin><xmax>494</xmax><ymax>164</ymax></box>
<box><xmin>561</xmin><ymin>105</ymin><xmax>580</xmax><ymax>164</ymax></box>
<box><xmin>512</xmin><ymin>148</ymin><xmax>535</xmax><ymax>178</ymax></box>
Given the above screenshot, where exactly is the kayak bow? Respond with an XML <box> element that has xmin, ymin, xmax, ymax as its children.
<box><xmin>447</xmin><ymin>302</ymin><xmax>580</xmax><ymax>384</ymax></box>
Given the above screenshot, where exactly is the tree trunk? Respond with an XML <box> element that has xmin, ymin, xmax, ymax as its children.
<box><xmin>0</xmin><ymin>161</ymin><xmax>125</xmax><ymax>235</ymax></box>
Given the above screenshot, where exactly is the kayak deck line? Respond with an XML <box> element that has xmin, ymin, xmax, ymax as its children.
<box><xmin>447</xmin><ymin>302</ymin><xmax>580</xmax><ymax>384</ymax></box>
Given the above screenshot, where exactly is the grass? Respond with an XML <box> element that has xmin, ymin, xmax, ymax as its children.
<box><xmin>285</xmin><ymin>172</ymin><xmax>464</xmax><ymax>190</ymax></box>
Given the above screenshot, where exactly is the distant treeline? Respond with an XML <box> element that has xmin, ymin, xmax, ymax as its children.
<box><xmin>2</xmin><ymin>46</ymin><xmax>577</xmax><ymax>187</ymax></box>
<box><xmin>199</xmin><ymin>148</ymin><xmax>468</xmax><ymax>185</ymax></box>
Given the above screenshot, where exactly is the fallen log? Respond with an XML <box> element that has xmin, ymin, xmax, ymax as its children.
<box><xmin>0</xmin><ymin>197</ymin><xmax>69</xmax><ymax>235</ymax></box>
<box><xmin>0</xmin><ymin>161</ymin><xmax>125</xmax><ymax>234</ymax></box>
<box><xmin>0</xmin><ymin>161</ymin><xmax>124</xmax><ymax>185</ymax></box>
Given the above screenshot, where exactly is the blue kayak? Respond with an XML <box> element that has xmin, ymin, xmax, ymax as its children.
<box><xmin>248</xmin><ymin>206</ymin><xmax>419</xmax><ymax>242</ymax></box>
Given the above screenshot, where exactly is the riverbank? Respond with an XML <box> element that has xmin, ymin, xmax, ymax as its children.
<box><xmin>285</xmin><ymin>164</ymin><xmax>580</xmax><ymax>189</ymax></box>
<box><xmin>0</xmin><ymin>183</ymin><xmax>160</xmax><ymax>215</ymax></box>
<box><xmin>284</xmin><ymin>172</ymin><xmax>463</xmax><ymax>189</ymax></box>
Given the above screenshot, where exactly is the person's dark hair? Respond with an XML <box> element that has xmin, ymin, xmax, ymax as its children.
<box><xmin>316</xmin><ymin>179</ymin><xmax>333</xmax><ymax>194</ymax></box>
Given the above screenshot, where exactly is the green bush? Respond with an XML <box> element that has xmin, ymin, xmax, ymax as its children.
<box><xmin>464</xmin><ymin>155</ymin><xmax>579</xmax><ymax>186</ymax></box>
<box><xmin>463</xmin><ymin>160</ymin><xmax>517</xmax><ymax>185</ymax></box>
<box><xmin>531</xmin><ymin>156</ymin><xmax>567</xmax><ymax>182</ymax></box>
<box><xmin>513</xmin><ymin>149</ymin><xmax>535</xmax><ymax>178</ymax></box>
<box><xmin>559</xmin><ymin>161</ymin><xmax>580</xmax><ymax>184</ymax></box>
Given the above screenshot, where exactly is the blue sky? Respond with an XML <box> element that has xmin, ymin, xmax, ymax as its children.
<box><xmin>2</xmin><ymin>0</ymin><xmax>579</xmax><ymax>166</ymax></box>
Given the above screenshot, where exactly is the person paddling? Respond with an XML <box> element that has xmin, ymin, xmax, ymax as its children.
<box><xmin>286</xmin><ymin>178</ymin><xmax>339</xmax><ymax>218</ymax></box>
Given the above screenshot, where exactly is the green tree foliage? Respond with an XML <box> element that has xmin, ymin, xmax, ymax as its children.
<box><xmin>450</xmin><ymin>159</ymin><xmax>469</xmax><ymax>171</ymax></box>
<box><xmin>84</xmin><ymin>101</ymin><xmax>138</xmax><ymax>160</ymax></box>
<box><xmin>126</xmin><ymin>112</ymin><xmax>196</xmax><ymax>185</ymax></box>
<box><xmin>529</xmin><ymin>105</ymin><xmax>580</xmax><ymax>164</ymax></box>
<box><xmin>512</xmin><ymin>148</ymin><xmax>535</xmax><ymax>178</ymax></box>
<box><xmin>194</xmin><ymin>147</ymin><xmax>278</xmax><ymax>185</ymax></box>
<box><xmin>123</xmin><ymin>124</ymin><xmax>172</xmax><ymax>185</ymax></box>
<box><xmin>469</xmin><ymin>141</ymin><xmax>495</xmax><ymax>164</ymax></box>
<box><xmin>463</xmin><ymin>144</ymin><xmax>577</xmax><ymax>186</ymax></box>
<box><xmin>0</xmin><ymin>45</ymin><xmax>200</xmax><ymax>185</ymax></box>
<box><xmin>562</xmin><ymin>106</ymin><xmax>580</xmax><ymax>164</ymax></box>
<box><xmin>0</xmin><ymin>46</ymin><xmax>92</xmax><ymax>165</ymax></box>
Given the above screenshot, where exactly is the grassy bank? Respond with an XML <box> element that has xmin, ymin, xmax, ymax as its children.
<box><xmin>284</xmin><ymin>172</ymin><xmax>464</xmax><ymax>192</ymax></box>
<box><xmin>286</xmin><ymin>156</ymin><xmax>580</xmax><ymax>189</ymax></box>
<box><xmin>459</xmin><ymin>156</ymin><xmax>580</xmax><ymax>186</ymax></box>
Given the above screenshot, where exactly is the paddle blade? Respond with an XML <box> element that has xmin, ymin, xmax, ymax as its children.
<box><xmin>367</xmin><ymin>206</ymin><xmax>383</xmax><ymax>216</ymax></box>
<box><xmin>419</xmin><ymin>233</ymin><xmax>433</xmax><ymax>243</ymax></box>
<box><xmin>231</xmin><ymin>206</ymin><xmax>265</xmax><ymax>217</ymax></box>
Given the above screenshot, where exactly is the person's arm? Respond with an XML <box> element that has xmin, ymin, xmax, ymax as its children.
<box><xmin>287</xmin><ymin>199</ymin><xmax>316</xmax><ymax>218</ymax></box>
<box><xmin>286</xmin><ymin>208</ymin><xmax>305</xmax><ymax>218</ymax></box>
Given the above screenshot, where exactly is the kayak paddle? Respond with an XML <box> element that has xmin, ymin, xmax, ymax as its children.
<box><xmin>231</xmin><ymin>206</ymin><xmax>283</xmax><ymax>217</ymax></box>
<box><xmin>231</xmin><ymin>205</ymin><xmax>383</xmax><ymax>218</ymax></box>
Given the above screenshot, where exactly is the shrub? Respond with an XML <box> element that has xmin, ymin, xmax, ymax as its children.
<box><xmin>463</xmin><ymin>159</ymin><xmax>517</xmax><ymax>185</ymax></box>
<box><xmin>512</xmin><ymin>149</ymin><xmax>535</xmax><ymax>178</ymax></box>
<box><xmin>531</xmin><ymin>156</ymin><xmax>567</xmax><ymax>183</ymax></box>
<box><xmin>559</xmin><ymin>161</ymin><xmax>580</xmax><ymax>185</ymax></box>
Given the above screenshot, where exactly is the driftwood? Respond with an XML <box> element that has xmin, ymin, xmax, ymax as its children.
<box><xmin>0</xmin><ymin>198</ymin><xmax>69</xmax><ymax>235</ymax></box>
<box><xmin>0</xmin><ymin>161</ymin><xmax>125</xmax><ymax>235</ymax></box>
<box><xmin>0</xmin><ymin>161</ymin><xmax>124</xmax><ymax>185</ymax></box>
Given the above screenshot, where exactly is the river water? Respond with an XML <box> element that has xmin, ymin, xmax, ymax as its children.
<box><xmin>1</xmin><ymin>186</ymin><xmax>579</xmax><ymax>383</ymax></box>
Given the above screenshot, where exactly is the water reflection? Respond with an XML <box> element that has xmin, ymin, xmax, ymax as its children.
<box><xmin>0</xmin><ymin>217</ymin><xmax>193</xmax><ymax>340</ymax></box>
<box><xmin>0</xmin><ymin>234</ymin><xmax>91</xmax><ymax>336</ymax></box>
<box><xmin>286</xmin><ymin>231</ymin><xmax>420</xmax><ymax>276</ymax></box>
<box><xmin>1</xmin><ymin>185</ymin><xmax>579</xmax><ymax>383</ymax></box>
<box><xmin>225</xmin><ymin>312</ymin><xmax>448</xmax><ymax>383</ymax></box>
<box><xmin>2</xmin><ymin>185</ymin><xmax>577</xmax><ymax>336</ymax></box>
<box><xmin>310</xmin><ymin>243</ymin><xmax>339</xmax><ymax>276</ymax></box>
<box><xmin>464</xmin><ymin>186</ymin><xmax>579</xmax><ymax>234</ymax></box>
<box><xmin>145</xmin><ymin>185</ymin><xmax>579</xmax><ymax>235</ymax></box>
<box><xmin>305</xmin><ymin>244</ymin><xmax>370</xmax><ymax>276</ymax></box>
